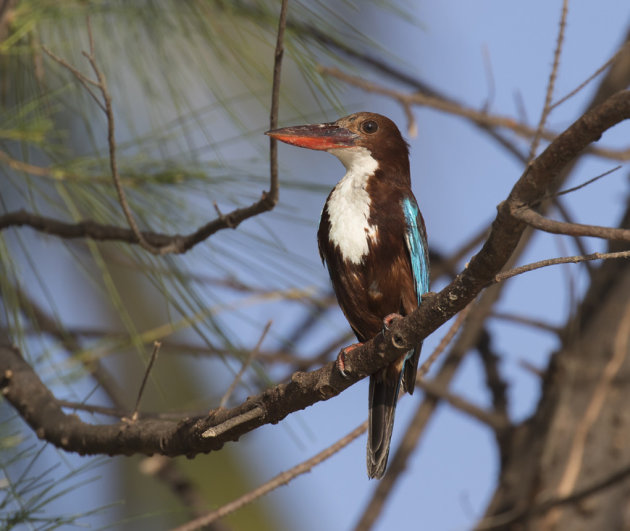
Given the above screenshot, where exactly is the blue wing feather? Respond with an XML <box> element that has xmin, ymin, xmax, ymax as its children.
<box><xmin>401</xmin><ymin>197</ymin><xmax>429</xmax><ymax>303</ymax></box>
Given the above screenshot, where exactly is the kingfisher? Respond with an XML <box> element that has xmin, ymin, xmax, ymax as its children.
<box><xmin>266</xmin><ymin>112</ymin><xmax>429</xmax><ymax>479</ymax></box>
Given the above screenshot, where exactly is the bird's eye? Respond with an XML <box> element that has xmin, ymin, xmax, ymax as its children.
<box><xmin>361</xmin><ymin>120</ymin><xmax>378</xmax><ymax>134</ymax></box>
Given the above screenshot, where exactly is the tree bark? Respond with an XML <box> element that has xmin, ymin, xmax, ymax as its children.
<box><xmin>479</xmin><ymin>204</ymin><xmax>630</xmax><ymax>530</ymax></box>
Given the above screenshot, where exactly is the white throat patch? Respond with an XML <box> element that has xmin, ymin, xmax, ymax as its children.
<box><xmin>325</xmin><ymin>146</ymin><xmax>379</xmax><ymax>265</ymax></box>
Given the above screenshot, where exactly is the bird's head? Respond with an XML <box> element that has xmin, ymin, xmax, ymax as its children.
<box><xmin>266</xmin><ymin>112</ymin><xmax>409</xmax><ymax>176</ymax></box>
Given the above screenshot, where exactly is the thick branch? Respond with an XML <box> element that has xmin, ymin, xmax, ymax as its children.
<box><xmin>0</xmin><ymin>330</ymin><xmax>392</xmax><ymax>457</ymax></box>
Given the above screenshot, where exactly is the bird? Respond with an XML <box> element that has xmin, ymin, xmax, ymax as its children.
<box><xmin>266</xmin><ymin>112</ymin><xmax>429</xmax><ymax>479</ymax></box>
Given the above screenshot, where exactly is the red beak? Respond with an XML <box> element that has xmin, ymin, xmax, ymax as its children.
<box><xmin>265</xmin><ymin>123</ymin><xmax>358</xmax><ymax>150</ymax></box>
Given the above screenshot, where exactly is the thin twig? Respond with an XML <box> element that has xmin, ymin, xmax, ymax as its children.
<box><xmin>552</xmin><ymin>198</ymin><xmax>594</xmax><ymax>276</ymax></box>
<box><xmin>174</xmin><ymin>421</ymin><xmax>367</xmax><ymax>531</ymax></box>
<box><xmin>129</xmin><ymin>341</ymin><xmax>162</xmax><ymax>421</ymax></box>
<box><xmin>266</xmin><ymin>0</ymin><xmax>289</xmax><ymax>206</ymax></box>
<box><xmin>512</xmin><ymin>206</ymin><xmax>630</xmax><ymax>242</ymax></box>
<box><xmin>212</xmin><ymin>202</ymin><xmax>234</xmax><ymax>229</ymax></box>
<box><xmin>82</xmin><ymin>17</ymin><xmax>163</xmax><ymax>254</ymax></box>
<box><xmin>550</xmin><ymin>42</ymin><xmax>630</xmax><ymax>111</ymax></box>
<box><xmin>557</xmin><ymin>165</ymin><xmax>622</xmax><ymax>198</ymax></box>
<box><xmin>41</xmin><ymin>44</ymin><xmax>104</xmax><ymax>111</ymax></box>
<box><xmin>493</xmin><ymin>250</ymin><xmax>630</xmax><ymax>285</ymax></box>
<box><xmin>529</xmin><ymin>0</ymin><xmax>569</xmax><ymax>160</ymax></box>
<box><xmin>219</xmin><ymin>321</ymin><xmax>271</xmax><ymax>408</ymax></box>
<box><xmin>532</xmin><ymin>165</ymin><xmax>622</xmax><ymax>207</ymax></box>
<box><xmin>44</xmin><ymin>18</ymin><xmax>162</xmax><ymax>253</ymax></box>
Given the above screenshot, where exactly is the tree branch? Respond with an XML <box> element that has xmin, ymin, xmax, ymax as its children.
<box><xmin>3</xmin><ymin>7</ymin><xmax>288</xmax><ymax>254</ymax></box>
<box><xmin>174</xmin><ymin>421</ymin><xmax>367</xmax><ymax>531</ymax></box>
<box><xmin>417</xmin><ymin>379</ymin><xmax>509</xmax><ymax>432</ymax></box>
<box><xmin>493</xmin><ymin>250</ymin><xmax>630</xmax><ymax>284</ymax></box>
<box><xmin>512</xmin><ymin>205</ymin><xmax>630</xmax><ymax>242</ymax></box>
<box><xmin>0</xmin><ymin>196</ymin><xmax>272</xmax><ymax>253</ymax></box>
<box><xmin>319</xmin><ymin>66</ymin><xmax>630</xmax><ymax>162</ymax></box>
<box><xmin>528</xmin><ymin>0</ymin><xmax>568</xmax><ymax>160</ymax></box>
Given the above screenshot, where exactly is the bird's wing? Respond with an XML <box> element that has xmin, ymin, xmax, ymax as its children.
<box><xmin>400</xmin><ymin>196</ymin><xmax>430</xmax><ymax>394</ymax></box>
<box><xmin>401</xmin><ymin>196</ymin><xmax>430</xmax><ymax>302</ymax></box>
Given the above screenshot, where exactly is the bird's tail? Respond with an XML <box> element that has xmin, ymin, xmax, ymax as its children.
<box><xmin>367</xmin><ymin>371</ymin><xmax>401</xmax><ymax>479</ymax></box>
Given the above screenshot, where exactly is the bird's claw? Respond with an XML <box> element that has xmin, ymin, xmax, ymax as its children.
<box><xmin>336</xmin><ymin>352</ymin><xmax>348</xmax><ymax>378</ymax></box>
<box><xmin>336</xmin><ymin>343</ymin><xmax>362</xmax><ymax>378</ymax></box>
<box><xmin>382</xmin><ymin>313</ymin><xmax>403</xmax><ymax>334</ymax></box>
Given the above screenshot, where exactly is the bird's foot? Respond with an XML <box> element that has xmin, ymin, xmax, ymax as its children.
<box><xmin>382</xmin><ymin>313</ymin><xmax>403</xmax><ymax>334</ymax></box>
<box><xmin>336</xmin><ymin>343</ymin><xmax>363</xmax><ymax>378</ymax></box>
